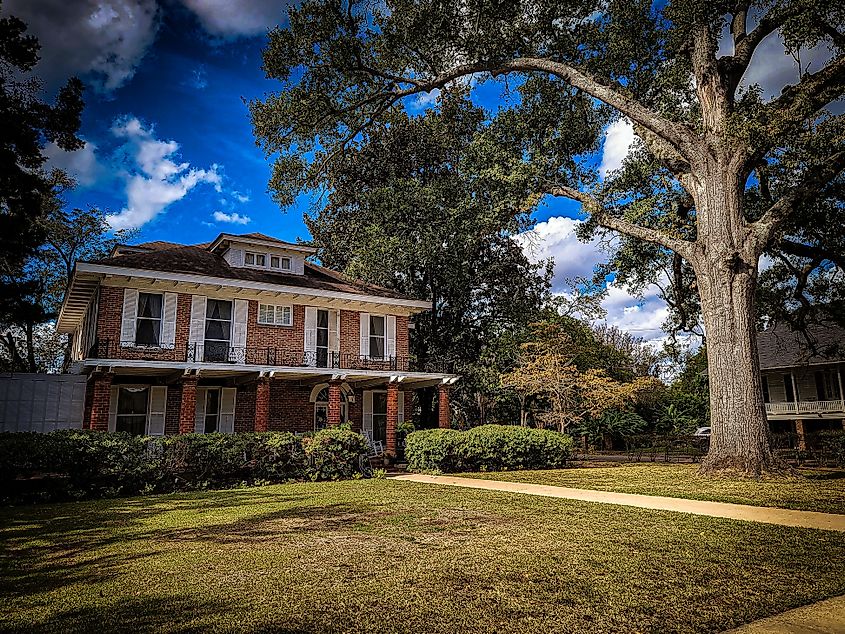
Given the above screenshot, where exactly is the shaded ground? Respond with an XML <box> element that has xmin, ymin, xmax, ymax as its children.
<box><xmin>2</xmin><ymin>479</ymin><xmax>845</xmax><ymax>633</ymax></box>
<box><xmin>462</xmin><ymin>464</ymin><xmax>845</xmax><ymax>514</ymax></box>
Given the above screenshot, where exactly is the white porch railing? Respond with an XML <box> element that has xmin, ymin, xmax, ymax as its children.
<box><xmin>765</xmin><ymin>400</ymin><xmax>845</xmax><ymax>415</ymax></box>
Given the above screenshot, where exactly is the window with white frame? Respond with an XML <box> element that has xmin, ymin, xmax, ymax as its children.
<box><xmin>258</xmin><ymin>303</ymin><xmax>293</xmax><ymax>326</ymax></box>
<box><xmin>244</xmin><ymin>251</ymin><xmax>266</xmax><ymax>267</ymax></box>
<box><xmin>369</xmin><ymin>315</ymin><xmax>386</xmax><ymax>359</ymax></box>
<box><xmin>135</xmin><ymin>293</ymin><xmax>163</xmax><ymax>346</ymax></box>
<box><xmin>116</xmin><ymin>387</ymin><xmax>149</xmax><ymax>435</ymax></box>
<box><xmin>270</xmin><ymin>255</ymin><xmax>292</xmax><ymax>270</ymax></box>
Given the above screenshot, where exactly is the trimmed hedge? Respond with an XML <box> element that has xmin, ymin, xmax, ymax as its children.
<box><xmin>0</xmin><ymin>428</ymin><xmax>369</xmax><ymax>505</ymax></box>
<box><xmin>405</xmin><ymin>424</ymin><xmax>574</xmax><ymax>473</ymax></box>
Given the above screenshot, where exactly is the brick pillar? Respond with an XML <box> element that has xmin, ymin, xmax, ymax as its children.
<box><xmin>794</xmin><ymin>419</ymin><xmax>807</xmax><ymax>451</ymax></box>
<box><xmin>328</xmin><ymin>380</ymin><xmax>342</xmax><ymax>426</ymax></box>
<box><xmin>255</xmin><ymin>378</ymin><xmax>270</xmax><ymax>432</ymax></box>
<box><xmin>179</xmin><ymin>375</ymin><xmax>198</xmax><ymax>434</ymax></box>
<box><xmin>386</xmin><ymin>381</ymin><xmax>398</xmax><ymax>457</ymax></box>
<box><xmin>88</xmin><ymin>373</ymin><xmax>113</xmax><ymax>431</ymax></box>
<box><xmin>438</xmin><ymin>383</ymin><xmax>451</xmax><ymax>429</ymax></box>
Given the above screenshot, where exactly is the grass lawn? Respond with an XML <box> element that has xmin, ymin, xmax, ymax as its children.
<box><xmin>461</xmin><ymin>463</ymin><xmax>845</xmax><ymax>514</ymax></box>
<box><xmin>2</xmin><ymin>480</ymin><xmax>845</xmax><ymax>633</ymax></box>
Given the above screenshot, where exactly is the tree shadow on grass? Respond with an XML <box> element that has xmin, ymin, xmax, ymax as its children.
<box><xmin>3</xmin><ymin>593</ymin><xmax>317</xmax><ymax>634</ymax></box>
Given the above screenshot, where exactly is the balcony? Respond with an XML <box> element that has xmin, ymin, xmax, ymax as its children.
<box><xmin>765</xmin><ymin>400</ymin><xmax>845</xmax><ymax>416</ymax></box>
<box><xmin>86</xmin><ymin>338</ymin><xmax>454</xmax><ymax>374</ymax></box>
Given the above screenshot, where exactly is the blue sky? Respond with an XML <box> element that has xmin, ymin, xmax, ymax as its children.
<box><xmin>9</xmin><ymin>0</ymin><xmax>807</xmax><ymax>343</ymax></box>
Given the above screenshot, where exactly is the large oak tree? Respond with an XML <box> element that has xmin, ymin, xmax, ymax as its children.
<box><xmin>251</xmin><ymin>0</ymin><xmax>845</xmax><ymax>475</ymax></box>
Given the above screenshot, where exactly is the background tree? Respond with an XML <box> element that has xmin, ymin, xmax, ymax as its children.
<box><xmin>252</xmin><ymin>0</ymin><xmax>845</xmax><ymax>475</ymax></box>
<box><xmin>300</xmin><ymin>94</ymin><xmax>553</xmax><ymax>424</ymax></box>
<box><xmin>0</xmin><ymin>11</ymin><xmax>83</xmax><ymax>371</ymax></box>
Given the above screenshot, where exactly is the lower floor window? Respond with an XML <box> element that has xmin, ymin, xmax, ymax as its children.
<box><xmin>116</xmin><ymin>387</ymin><xmax>148</xmax><ymax>435</ymax></box>
<box><xmin>371</xmin><ymin>392</ymin><xmax>387</xmax><ymax>443</ymax></box>
<box><xmin>204</xmin><ymin>388</ymin><xmax>220</xmax><ymax>433</ymax></box>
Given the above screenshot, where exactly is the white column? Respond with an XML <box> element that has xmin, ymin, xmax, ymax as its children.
<box><xmin>791</xmin><ymin>372</ymin><xmax>800</xmax><ymax>414</ymax></box>
<box><xmin>838</xmin><ymin>364</ymin><xmax>844</xmax><ymax>411</ymax></box>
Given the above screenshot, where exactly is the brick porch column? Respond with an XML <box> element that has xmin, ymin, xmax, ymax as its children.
<box><xmin>438</xmin><ymin>383</ymin><xmax>451</xmax><ymax>429</ymax></box>
<box><xmin>328</xmin><ymin>380</ymin><xmax>343</xmax><ymax>426</ymax></box>
<box><xmin>386</xmin><ymin>381</ymin><xmax>399</xmax><ymax>457</ymax></box>
<box><xmin>795</xmin><ymin>419</ymin><xmax>807</xmax><ymax>452</ymax></box>
<box><xmin>179</xmin><ymin>375</ymin><xmax>198</xmax><ymax>434</ymax></box>
<box><xmin>88</xmin><ymin>372</ymin><xmax>113</xmax><ymax>431</ymax></box>
<box><xmin>255</xmin><ymin>377</ymin><xmax>270</xmax><ymax>432</ymax></box>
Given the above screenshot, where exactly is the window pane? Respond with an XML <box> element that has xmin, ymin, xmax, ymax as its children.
<box><xmin>373</xmin><ymin>392</ymin><xmax>388</xmax><ymax>415</ymax></box>
<box><xmin>245</xmin><ymin>253</ymin><xmax>254</xmax><ymax>265</ymax></box>
<box><xmin>281</xmin><ymin>257</ymin><xmax>291</xmax><ymax>270</ymax></box>
<box><xmin>271</xmin><ymin>256</ymin><xmax>280</xmax><ymax>268</ymax></box>
<box><xmin>205</xmin><ymin>319</ymin><xmax>229</xmax><ymax>341</ymax></box>
<box><xmin>118</xmin><ymin>387</ymin><xmax>149</xmax><ymax>415</ymax></box>
<box><xmin>317</xmin><ymin>309</ymin><xmax>329</xmax><ymax>328</ymax></box>
<box><xmin>370</xmin><ymin>336</ymin><xmax>384</xmax><ymax>359</ymax></box>
<box><xmin>137</xmin><ymin>293</ymin><xmax>162</xmax><ymax>318</ymax></box>
<box><xmin>207</xmin><ymin>300</ymin><xmax>232</xmax><ymax>321</ymax></box>
<box><xmin>206</xmin><ymin>389</ymin><xmax>219</xmax><ymax>415</ymax></box>
<box><xmin>370</xmin><ymin>315</ymin><xmax>385</xmax><ymax>336</ymax></box>
<box><xmin>256</xmin><ymin>254</ymin><xmax>266</xmax><ymax>266</ymax></box>
<box><xmin>135</xmin><ymin>318</ymin><xmax>160</xmax><ymax>345</ymax></box>
<box><xmin>116</xmin><ymin>414</ymin><xmax>147</xmax><ymax>436</ymax></box>
<box><xmin>277</xmin><ymin>306</ymin><xmax>291</xmax><ymax>325</ymax></box>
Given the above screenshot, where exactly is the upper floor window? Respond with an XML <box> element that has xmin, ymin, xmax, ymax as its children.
<box><xmin>135</xmin><ymin>293</ymin><xmax>162</xmax><ymax>346</ymax></box>
<box><xmin>270</xmin><ymin>255</ymin><xmax>292</xmax><ymax>270</ymax></box>
<box><xmin>244</xmin><ymin>252</ymin><xmax>266</xmax><ymax>267</ymax></box>
<box><xmin>369</xmin><ymin>315</ymin><xmax>386</xmax><ymax>359</ymax></box>
<box><xmin>258</xmin><ymin>303</ymin><xmax>292</xmax><ymax>326</ymax></box>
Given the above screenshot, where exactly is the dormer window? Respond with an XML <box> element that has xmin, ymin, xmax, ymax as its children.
<box><xmin>245</xmin><ymin>252</ymin><xmax>266</xmax><ymax>267</ymax></box>
<box><xmin>270</xmin><ymin>255</ymin><xmax>292</xmax><ymax>271</ymax></box>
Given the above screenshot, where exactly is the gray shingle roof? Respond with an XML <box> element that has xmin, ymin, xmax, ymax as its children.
<box><xmin>757</xmin><ymin>324</ymin><xmax>845</xmax><ymax>370</ymax></box>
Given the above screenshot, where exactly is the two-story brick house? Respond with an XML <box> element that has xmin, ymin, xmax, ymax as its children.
<box><xmin>56</xmin><ymin>233</ymin><xmax>458</xmax><ymax>457</ymax></box>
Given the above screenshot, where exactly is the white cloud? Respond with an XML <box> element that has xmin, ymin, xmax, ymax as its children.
<box><xmin>213</xmin><ymin>211</ymin><xmax>251</xmax><ymax>225</ymax></box>
<box><xmin>599</xmin><ymin>283</ymin><xmax>669</xmax><ymax>342</ymax></box>
<box><xmin>232</xmin><ymin>191</ymin><xmax>251</xmax><ymax>204</ymax></box>
<box><xmin>107</xmin><ymin>117</ymin><xmax>221</xmax><ymax>230</ymax></box>
<box><xmin>5</xmin><ymin>0</ymin><xmax>159</xmax><ymax>92</ymax></box>
<box><xmin>43</xmin><ymin>140</ymin><xmax>103</xmax><ymax>187</ymax></box>
<box><xmin>599</xmin><ymin>118</ymin><xmax>636</xmax><ymax>177</ymax></box>
<box><xmin>177</xmin><ymin>0</ymin><xmax>288</xmax><ymax>36</ymax></box>
<box><xmin>517</xmin><ymin>216</ymin><xmax>615</xmax><ymax>292</ymax></box>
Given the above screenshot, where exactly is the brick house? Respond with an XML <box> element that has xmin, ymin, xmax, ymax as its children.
<box><xmin>56</xmin><ymin>232</ymin><xmax>458</xmax><ymax>457</ymax></box>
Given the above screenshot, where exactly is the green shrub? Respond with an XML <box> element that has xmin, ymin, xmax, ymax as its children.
<box><xmin>577</xmin><ymin>410</ymin><xmax>649</xmax><ymax>449</ymax></box>
<box><xmin>303</xmin><ymin>426</ymin><xmax>370</xmax><ymax>481</ymax></box>
<box><xmin>815</xmin><ymin>430</ymin><xmax>845</xmax><ymax>467</ymax></box>
<box><xmin>405</xmin><ymin>424</ymin><xmax>573</xmax><ymax>473</ymax></box>
<box><xmin>0</xmin><ymin>428</ymin><xmax>368</xmax><ymax>504</ymax></box>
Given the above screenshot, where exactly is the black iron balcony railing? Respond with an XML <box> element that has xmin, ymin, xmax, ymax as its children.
<box><xmin>86</xmin><ymin>338</ymin><xmax>454</xmax><ymax>374</ymax></box>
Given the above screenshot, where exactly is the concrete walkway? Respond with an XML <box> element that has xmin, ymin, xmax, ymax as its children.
<box><xmin>724</xmin><ymin>594</ymin><xmax>845</xmax><ymax>633</ymax></box>
<box><xmin>393</xmin><ymin>474</ymin><xmax>845</xmax><ymax>531</ymax></box>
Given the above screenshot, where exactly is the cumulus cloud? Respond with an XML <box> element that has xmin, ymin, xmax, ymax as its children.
<box><xmin>107</xmin><ymin>117</ymin><xmax>221</xmax><ymax>230</ymax></box>
<box><xmin>599</xmin><ymin>118</ymin><xmax>636</xmax><ymax>177</ymax></box>
<box><xmin>177</xmin><ymin>0</ymin><xmax>287</xmax><ymax>36</ymax></box>
<box><xmin>213</xmin><ymin>211</ymin><xmax>251</xmax><ymax>225</ymax></box>
<box><xmin>43</xmin><ymin>140</ymin><xmax>104</xmax><ymax>187</ymax></box>
<box><xmin>517</xmin><ymin>216</ymin><xmax>615</xmax><ymax>292</ymax></box>
<box><xmin>5</xmin><ymin>0</ymin><xmax>159</xmax><ymax>93</ymax></box>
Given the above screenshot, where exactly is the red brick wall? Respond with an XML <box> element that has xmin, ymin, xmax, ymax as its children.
<box><xmin>92</xmin><ymin>285</ymin><xmax>411</xmax><ymax>366</ymax></box>
<box><xmin>165</xmin><ymin>383</ymin><xmax>182</xmax><ymax>435</ymax></box>
<box><xmin>235</xmin><ymin>382</ymin><xmax>257</xmax><ymax>433</ymax></box>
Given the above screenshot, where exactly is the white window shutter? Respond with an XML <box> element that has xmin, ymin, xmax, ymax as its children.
<box><xmin>188</xmin><ymin>295</ymin><xmax>207</xmax><ymax>361</ymax></box>
<box><xmin>219</xmin><ymin>387</ymin><xmax>236</xmax><ymax>433</ymax></box>
<box><xmin>147</xmin><ymin>386</ymin><xmax>167</xmax><ymax>436</ymax></box>
<box><xmin>194</xmin><ymin>387</ymin><xmax>207</xmax><ymax>433</ymax></box>
<box><xmin>359</xmin><ymin>313</ymin><xmax>369</xmax><ymax>358</ymax></box>
<box><xmin>398</xmin><ymin>391</ymin><xmax>405</xmax><ymax>424</ymax></box>
<box><xmin>304</xmin><ymin>307</ymin><xmax>317</xmax><ymax>366</ymax></box>
<box><xmin>120</xmin><ymin>289</ymin><xmax>138</xmax><ymax>346</ymax></box>
<box><xmin>328</xmin><ymin>310</ymin><xmax>340</xmax><ymax>354</ymax></box>
<box><xmin>386</xmin><ymin>315</ymin><xmax>396</xmax><ymax>359</ymax></box>
<box><xmin>161</xmin><ymin>293</ymin><xmax>178</xmax><ymax>348</ymax></box>
<box><xmin>231</xmin><ymin>299</ymin><xmax>248</xmax><ymax>349</ymax></box>
<box><xmin>108</xmin><ymin>386</ymin><xmax>118</xmax><ymax>432</ymax></box>
<box><xmin>362</xmin><ymin>390</ymin><xmax>373</xmax><ymax>434</ymax></box>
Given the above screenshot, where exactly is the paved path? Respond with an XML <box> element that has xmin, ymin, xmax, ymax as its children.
<box><xmin>724</xmin><ymin>594</ymin><xmax>845</xmax><ymax>633</ymax></box>
<box><xmin>392</xmin><ymin>474</ymin><xmax>845</xmax><ymax>531</ymax></box>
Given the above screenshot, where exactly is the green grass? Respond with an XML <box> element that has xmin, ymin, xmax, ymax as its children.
<box><xmin>2</xmin><ymin>479</ymin><xmax>845</xmax><ymax>633</ymax></box>
<box><xmin>461</xmin><ymin>463</ymin><xmax>845</xmax><ymax>513</ymax></box>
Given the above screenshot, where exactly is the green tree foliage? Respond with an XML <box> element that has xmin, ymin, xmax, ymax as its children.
<box><xmin>251</xmin><ymin>0</ymin><xmax>845</xmax><ymax>474</ymax></box>
<box><xmin>0</xmin><ymin>11</ymin><xmax>84</xmax><ymax>371</ymax></box>
<box><xmin>300</xmin><ymin>94</ymin><xmax>553</xmax><ymax>424</ymax></box>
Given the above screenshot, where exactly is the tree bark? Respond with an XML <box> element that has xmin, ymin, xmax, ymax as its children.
<box><xmin>688</xmin><ymin>163</ymin><xmax>781</xmax><ymax>476</ymax></box>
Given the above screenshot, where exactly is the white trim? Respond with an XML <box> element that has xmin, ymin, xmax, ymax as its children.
<box><xmin>208</xmin><ymin>233</ymin><xmax>317</xmax><ymax>255</ymax></box>
<box><xmin>258</xmin><ymin>303</ymin><xmax>293</xmax><ymax>326</ymax></box>
<box><xmin>74</xmin><ymin>263</ymin><xmax>432</xmax><ymax>309</ymax></box>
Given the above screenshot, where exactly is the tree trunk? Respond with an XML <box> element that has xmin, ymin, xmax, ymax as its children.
<box><xmin>25</xmin><ymin>321</ymin><xmax>36</xmax><ymax>373</ymax></box>
<box><xmin>693</xmin><ymin>232</ymin><xmax>780</xmax><ymax>476</ymax></box>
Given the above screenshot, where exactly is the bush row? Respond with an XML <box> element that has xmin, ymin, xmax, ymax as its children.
<box><xmin>0</xmin><ymin>427</ymin><xmax>370</xmax><ymax>504</ymax></box>
<box><xmin>405</xmin><ymin>424</ymin><xmax>573</xmax><ymax>473</ymax></box>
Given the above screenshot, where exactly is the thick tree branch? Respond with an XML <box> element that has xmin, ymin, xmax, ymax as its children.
<box><xmin>754</xmin><ymin>149</ymin><xmax>845</xmax><ymax>246</ymax></box>
<box><xmin>546</xmin><ymin>185</ymin><xmax>694</xmax><ymax>257</ymax></box>
<box><xmin>778</xmin><ymin>239</ymin><xmax>845</xmax><ymax>270</ymax></box>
